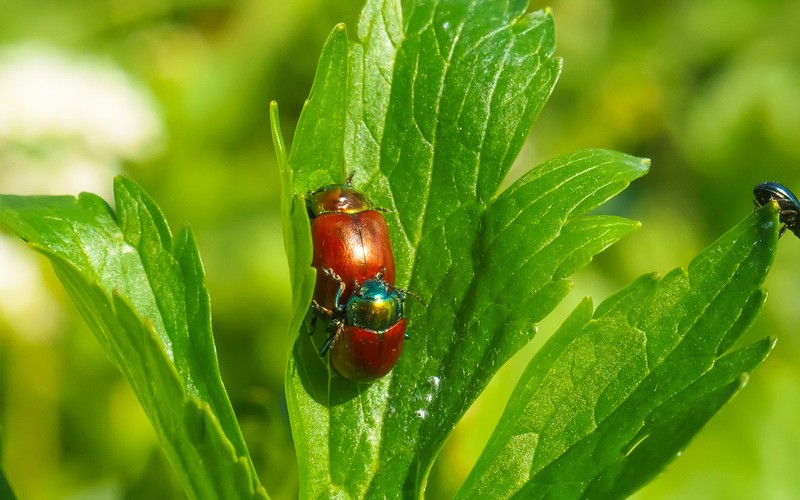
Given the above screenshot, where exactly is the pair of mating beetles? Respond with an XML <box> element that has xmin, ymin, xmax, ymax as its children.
<box><xmin>306</xmin><ymin>175</ymin><xmax>410</xmax><ymax>384</ymax></box>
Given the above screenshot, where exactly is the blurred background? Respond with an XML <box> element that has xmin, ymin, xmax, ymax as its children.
<box><xmin>0</xmin><ymin>0</ymin><xmax>798</xmax><ymax>498</ymax></box>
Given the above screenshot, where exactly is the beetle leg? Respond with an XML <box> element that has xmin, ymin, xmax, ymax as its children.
<box><xmin>345</xmin><ymin>170</ymin><xmax>356</xmax><ymax>185</ymax></box>
<box><xmin>307</xmin><ymin>312</ymin><xmax>317</xmax><ymax>334</ymax></box>
<box><xmin>321</xmin><ymin>266</ymin><xmax>347</xmax><ymax>312</ymax></box>
<box><xmin>320</xmin><ymin>335</ymin><xmax>335</xmax><ymax>356</ymax></box>
<box><xmin>322</xmin><ymin>266</ymin><xmax>343</xmax><ymax>282</ymax></box>
<box><xmin>320</xmin><ymin>319</ymin><xmax>343</xmax><ymax>356</ymax></box>
<box><xmin>311</xmin><ymin>300</ymin><xmax>336</xmax><ymax>319</ymax></box>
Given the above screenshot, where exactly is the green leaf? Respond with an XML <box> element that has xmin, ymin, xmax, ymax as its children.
<box><xmin>458</xmin><ymin>205</ymin><xmax>779</xmax><ymax>498</ymax></box>
<box><xmin>0</xmin><ymin>178</ymin><xmax>267</xmax><ymax>500</ymax></box>
<box><xmin>273</xmin><ymin>1</ymin><xmax>649</xmax><ymax>497</ymax></box>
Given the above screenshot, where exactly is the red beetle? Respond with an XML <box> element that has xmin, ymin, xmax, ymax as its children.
<box><xmin>328</xmin><ymin>277</ymin><xmax>408</xmax><ymax>383</ymax></box>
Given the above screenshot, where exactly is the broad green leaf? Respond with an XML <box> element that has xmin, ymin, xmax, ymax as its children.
<box><xmin>273</xmin><ymin>0</ymin><xmax>649</xmax><ymax>496</ymax></box>
<box><xmin>458</xmin><ymin>205</ymin><xmax>779</xmax><ymax>498</ymax></box>
<box><xmin>0</xmin><ymin>178</ymin><xmax>267</xmax><ymax>499</ymax></box>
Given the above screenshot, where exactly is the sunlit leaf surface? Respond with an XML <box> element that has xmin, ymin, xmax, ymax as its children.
<box><xmin>459</xmin><ymin>205</ymin><xmax>778</xmax><ymax>498</ymax></box>
<box><xmin>274</xmin><ymin>1</ymin><xmax>651</xmax><ymax>496</ymax></box>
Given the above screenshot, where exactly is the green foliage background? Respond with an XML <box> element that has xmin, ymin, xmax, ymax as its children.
<box><xmin>0</xmin><ymin>0</ymin><xmax>799</xmax><ymax>498</ymax></box>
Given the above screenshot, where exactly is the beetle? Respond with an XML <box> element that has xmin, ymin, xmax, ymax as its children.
<box><xmin>316</xmin><ymin>275</ymin><xmax>408</xmax><ymax>384</ymax></box>
<box><xmin>307</xmin><ymin>175</ymin><xmax>396</xmax><ymax>320</ymax></box>
<box><xmin>753</xmin><ymin>181</ymin><xmax>800</xmax><ymax>238</ymax></box>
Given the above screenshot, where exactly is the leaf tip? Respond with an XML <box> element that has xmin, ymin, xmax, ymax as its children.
<box><xmin>113</xmin><ymin>174</ymin><xmax>138</xmax><ymax>191</ymax></box>
<box><xmin>619</xmin><ymin>154</ymin><xmax>650</xmax><ymax>177</ymax></box>
<box><xmin>112</xmin><ymin>175</ymin><xmax>126</xmax><ymax>192</ymax></box>
<box><xmin>112</xmin><ymin>175</ymin><xmax>140</xmax><ymax>204</ymax></box>
<box><xmin>269</xmin><ymin>100</ymin><xmax>281</xmax><ymax>128</ymax></box>
<box><xmin>271</xmin><ymin>101</ymin><xmax>288</xmax><ymax>170</ymax></box>
<box><xmin>639</xmin><ymin>157</ymin><xmax>651</xmax><ymax>173</ymax></box>
<box><xmin>767</xmin><ymin>335</ymin><xmax>778</xmax><ymax>350</ymax></box>
<box><xmin>329</xmin><ymin>22</ymin><xmax>348</xmax><ymax>42</ymax></box>
<box><xmin>735</xmin><ymin>372</ymin><xmax>750</xmax><ymax>390</ymax></box>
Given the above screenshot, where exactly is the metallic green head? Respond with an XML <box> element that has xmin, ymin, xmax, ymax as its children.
<box><xmin>346</xmin><ymin>279</ymin><xmax>405</xmax><ymax>332</ymax></box>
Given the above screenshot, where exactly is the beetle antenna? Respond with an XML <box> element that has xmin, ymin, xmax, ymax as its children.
<box><xmin>405</xmin><ymin>290</ymin><xmax>427</xmax><ymax>306</ymax></box>
<box><xmin>394</xmin><ymin>286</ymin><xmax>426</xmax><ymax>306</ymax></box>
